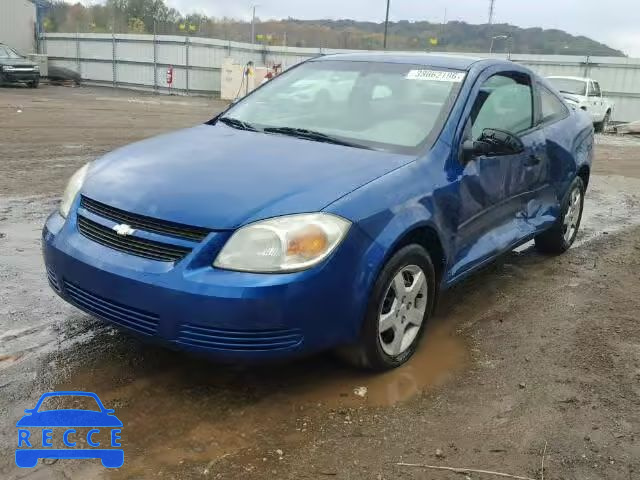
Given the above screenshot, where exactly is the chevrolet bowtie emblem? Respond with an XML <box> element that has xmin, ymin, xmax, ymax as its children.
<box><xmin>112</xmin><ymin>224</ymin><xmax>136</xmax><ymax>236</ymax></box>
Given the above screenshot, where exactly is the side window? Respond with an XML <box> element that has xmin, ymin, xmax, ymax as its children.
<box><xmin>539</xmin><ymin>84</ymin><xmax>569</xmax><ymax>124</ymax></box>
<box><xmin>593</xmin><ymin>81</ymin><xmax>602</xmax><ymax>97</ymax></box>
<box><xmin>470</xmin><ymin>73</ymin><xmax>533</xmax><ymax>140</ymax></box>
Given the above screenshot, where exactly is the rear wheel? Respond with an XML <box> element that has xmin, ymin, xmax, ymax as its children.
<box><xmin>535</xmin><ymin>176</ymin><xmax>585</xmax><ymax>254</ymax></box>
<box><xmin>340</xmin><ymin>244</ymin><xmax>436</xmax><ymax>370</ymax></box>
<box><xmin>29</xmin><ymin>79</ymin><xmax>39</xmax><ymax>88</ymax></box>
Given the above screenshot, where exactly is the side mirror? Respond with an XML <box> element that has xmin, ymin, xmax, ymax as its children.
<box><xmin>461</xmin><ymin>128</ymin><xmax>524</xmax><ymax>163</ymax></box>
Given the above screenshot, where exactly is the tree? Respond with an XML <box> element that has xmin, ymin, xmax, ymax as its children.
<box><xmin>128</xmin><ymin>17</ymin><xmax>146</xmax><ymax>33</ymax></box>
<box><xmin>41</xmin><ymin>1</ymin><xmax>625</xmax><ymax>56</ymax></box>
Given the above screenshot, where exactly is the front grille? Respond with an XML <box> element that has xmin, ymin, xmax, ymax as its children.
<box><xmin>46</xmin><ymin>266</ymin><xmax>60</xmax><ymax>292</ymax></box>
<box><xmin>176</xmin><ymin>323</ymin><xmax>303</xmax><ymax>352</ymax></box>
<box><xmin>80</xmin><ymin>196</ymin><xmax>210</xmax><ymax>242</ymax></box>
<box><xmin>77</xmin><ymin>215</ymin><xmax>191</xmax><ymax>262</ymax></box>
<box><xmin>63</xmin><ymin>280</ymin><xmax>159</xmax><ymax>336</ymax></box>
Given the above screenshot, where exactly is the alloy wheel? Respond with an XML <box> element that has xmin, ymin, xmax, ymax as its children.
<box><xmin>563</xmin><ymin>186</ymin><xmax>583</xmax><ymax>243</ymax></box>
<box><xmin>378</xmin><ymin>265</ymin><xmax>428</xmax><ymax>356</ymax></box>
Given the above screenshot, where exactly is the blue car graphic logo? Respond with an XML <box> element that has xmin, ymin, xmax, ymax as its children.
<box><xmin>15</xmin><ymin>391</ymin><xmax>123</xmax><ymax>468</ymax></box>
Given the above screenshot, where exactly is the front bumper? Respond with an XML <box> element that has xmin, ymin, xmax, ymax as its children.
<box><xmin>1</xmin><ymin>70</ymin><xmax>39</xmax><ymax>83</ymax></box>
<box><xmin>42</xmin><ymin>210</ymin><xmax>373</xmax><ymax>361</ymax></box>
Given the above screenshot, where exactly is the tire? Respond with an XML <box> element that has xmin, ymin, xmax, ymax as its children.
<box><xmin>595</xmin><ymin>111</ymin><xmax>610</xmax><ymax>133</ymax></box>
<box><xmin>339</xmin><ymin>244</ymin><xmax>436</xmax><ymax>370</ymax></box>
<box><xmin>535</xmin><ymin>176</ymin><xmax>585</xmax><ymax>254</ymax></box>
<box><xmin>29</xmin><ymin>79</ymin><xmax>39</xmax><ymax>88</ymax></box>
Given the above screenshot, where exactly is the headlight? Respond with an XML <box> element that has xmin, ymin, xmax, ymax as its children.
<box><xmin>33</xmin><ymin>65</ymin><xmax>40</xmax><ymax>71</ymax></box>
<box><xmin>214</xmin><ymin>213</ymin><xmax>351</xmax><ymax>273</ymax></box>
<box><xmin>59</xmin><ymin>164</ymin><xmax>89</xmax><ymax>218</ymax></box>
<box><xmin>3</xmin><ymin>65</ymin><xmax>15</xmax><ymax>71</ymax></box>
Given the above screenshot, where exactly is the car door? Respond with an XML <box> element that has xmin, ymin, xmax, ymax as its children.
<box><xmin>537</xmin><ymin>82</ymin><xmax>582</xmax><ymax>218</ymax></box>
<box><xmin>592</xmin><ymin>81</ymin><xmax>605</xmax><ymax>120</ymax></box>
<box><xmin>587</xmin><ymin>81</ymin><xmax>602</xmax><ymax>122</ymax></box>
<box><xmin>447</xmin><ymin>69</ymin><xmax>547</xmax><ymax>281</ymax></box>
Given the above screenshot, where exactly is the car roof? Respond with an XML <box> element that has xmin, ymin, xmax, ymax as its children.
<box><xmin>313</xmin><ymin>52</ymin><xmax>498</xmax><ymax>71</ymax></box>
<box><xmin>547</xmin><ymin>76</ymin><xmax>591</xmax><ymax>82</ymax></box>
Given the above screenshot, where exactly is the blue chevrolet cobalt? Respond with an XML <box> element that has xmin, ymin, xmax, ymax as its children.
<box><xmin>43</xmin><ymin>54</ymin><xmax>593</xmax><ymax>370</ymax></box>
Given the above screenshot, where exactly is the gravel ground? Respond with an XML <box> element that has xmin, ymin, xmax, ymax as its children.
<box><xmin>1</xmin><ymin>85</ymin><xmax>639</xmax><ymax>480</ymax></box>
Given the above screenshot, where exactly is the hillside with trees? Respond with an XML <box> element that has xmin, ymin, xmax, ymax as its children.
<box><xmin>44</xmin><ymin>0</ymin><xmax>625</xmax><ymax>56</ymax></box>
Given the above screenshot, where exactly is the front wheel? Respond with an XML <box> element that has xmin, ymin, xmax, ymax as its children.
<box><xmin>339</xmin><ymin>244</ymin><xmax>436</xmax><ymax>370</ymax></box>
<box><xmin>29</xmin><ymin>79</ymin><xmax>39</xmax><ymax>88</ymax></box>
<box><xmin>535</xmin><ymin>177</ymin><xmax>585</xmax><ymax>254</ymax></box>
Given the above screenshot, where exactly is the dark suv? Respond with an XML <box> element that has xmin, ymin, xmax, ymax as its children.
<box><xmin>0</xmin><ymin>43</ymin><xmax>40</xmax><ymax>88</ymax></box>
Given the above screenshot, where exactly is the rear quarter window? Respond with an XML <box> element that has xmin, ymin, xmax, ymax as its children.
<box><xmin>539</xmin><ymin>84</ymin><xmax>569</xmax><ymax>125</ymax></box>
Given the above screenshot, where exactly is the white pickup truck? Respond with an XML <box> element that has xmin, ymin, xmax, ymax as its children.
<box><xmin>547</xmin><ymin>76</ymin><xmax>614</xmax><ymax>132</ymax></box>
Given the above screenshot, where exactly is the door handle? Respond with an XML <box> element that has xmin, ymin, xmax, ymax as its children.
<box><xmin>525</xmin><ymin>155</ymin><xmax>541</xmax><ymax>167</ymax></box>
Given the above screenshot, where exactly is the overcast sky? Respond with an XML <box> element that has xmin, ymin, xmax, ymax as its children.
<box><xmin>80</xmin><ymin>1</ymin><xmax>640</xmax><ymax>56</ymax></box>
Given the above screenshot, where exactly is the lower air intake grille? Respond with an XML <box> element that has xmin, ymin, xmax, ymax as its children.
<box><xmin>63</xmin><ymin>280</ymin><xmax>159</xmax><ymax>336</ymax></box>
<box><xmin>77</xmin><ymin>215</ymin><xmax>191</xmax><ymax>262</ymax></box>
<box><xmin>46</xmin><ymin>266</ymin><xmax>60</xmax><ymax>293</ymax></box>
<box><xmin>176</xmin><ymin>323</ymin><xmax>303</xmax><ymax>351</ymax></box>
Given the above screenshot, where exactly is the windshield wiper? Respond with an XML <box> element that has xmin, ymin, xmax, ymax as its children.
<box><xmin>262</xmin><ymin>127</ymin><xmax>368</xmax><ymax>149</ymax></box>
<box><xmin>217</xmin><ymin>116</ymin><xmax>259</xmax><ymax>131</ymax></box>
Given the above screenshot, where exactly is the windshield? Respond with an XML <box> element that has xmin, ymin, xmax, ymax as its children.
<box><xmin>0</xmin><ymin>46</ymin><xmax>21</xmax><ymax>59</ymax></box>
<box><xmin>548</xmin><ymin>78</ymin><xmax>587</xmax><ymax>96</ymax></box>
<box><xmin>221</xmin><ymin>60</ymin><xmax>465</xmax><ymax>153</ymax></box>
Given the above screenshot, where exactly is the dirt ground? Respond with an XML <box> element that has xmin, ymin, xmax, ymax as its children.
<box><xmin>1</xmin><ymin>85</ymin><xmax>639</xmax><ymax>480</ymax></box>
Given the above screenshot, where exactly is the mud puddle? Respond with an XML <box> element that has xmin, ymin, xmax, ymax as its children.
<box><xmin>39</xmin><ymin>317</ymin><xmax>465</xmax><ymax>477</ymax></box>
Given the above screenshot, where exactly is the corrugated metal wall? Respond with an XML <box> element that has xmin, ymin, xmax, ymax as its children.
<box><xmin>0</xmin><ymin>0</ymin><xmax>36</xmax><ymax>54</ymax></box>
<box><xmin>42</xmin><ymin>32</ymin><xmax>640</xmax><ymax>122</ymax></box>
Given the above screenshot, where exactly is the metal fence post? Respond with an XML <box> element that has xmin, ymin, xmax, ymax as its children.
<box><xmin>185</xmin><ymin>35</ymin><xmax>190</xmax><ymax>95</ymax></box>
<box><xmin>584</xmin><ymin>55</ymin><xmax>591</xmax><ymax>78</ymax></box>
<box><xmin>75</xmin><ymin>30</ymin><xmax>81</xmax><ymax>76</ymax></box>
<box><xmin>112</xmin><ymin>32</ymin><xmax>117</xmax><ymax>88</ymax></box>
<box><xmin>153</xmin><ymin>20</ymin><xmax>158</xmax><ymax>93</ymax></box>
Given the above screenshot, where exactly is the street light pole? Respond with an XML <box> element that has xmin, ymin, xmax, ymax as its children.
<box><xmin>251</xmin><ymin>5</ymin><xmax>257</xmax><ymax>44</ymax></box>
<box><xmin>489</xmin><ymin>34</ymin><xmax>508</xmax><ymax>54</ymax></box>
<box><xmin>383</xmin><ymin>0</ymin><xmax>391</xmax><ymax>49</ymax></box>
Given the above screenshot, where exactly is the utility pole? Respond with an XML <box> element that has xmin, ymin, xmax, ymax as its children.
<box><xmin>251</xmin><ymin>5</ymin><xmax>258</xmax><ymax>44</ymax></box>
<box><xmin>488</xmin><ymin>0</ymin><xmax>497</xmax><ymax>52</ymax></box>
<box><xmin>383</xmin><ymin>0</ymin><xmax>391</xmax><ymax>49</ymax></box>
<box><xmin>440</xmin><ymin>7</ymin><xmax>447</xmax><ymax>44</ymax></box>
<box><xmin>488</xmin><ymin>0</ymin><xmax>496</xmax><ymax>25</ymax></box>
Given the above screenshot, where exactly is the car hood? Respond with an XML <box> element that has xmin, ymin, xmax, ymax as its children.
<box><xmin>1</xmin><ymin>58</ymin><xmax>35</xmax><ymax>67</ymax></box>
<box><xmin>83</xmin><ymin>124</ymin><xmax>414</xmax><ymax>230</ymax></box>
